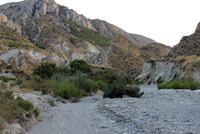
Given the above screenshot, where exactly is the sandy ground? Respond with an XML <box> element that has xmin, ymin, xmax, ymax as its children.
<box><xmin>26</xmin><ymin>85</ymin><xmax>200</xmax><ymax>134</ymax></box>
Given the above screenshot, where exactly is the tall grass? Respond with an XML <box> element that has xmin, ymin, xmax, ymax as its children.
<box><xmin>59</xmin><ymin>83</ymin><xmax>80</xmax><ymax>99</ymax></box>
<box><xmin>171</xmin><ymin>55</ymin><xmax>200</xmax><ymax>71</ymax></box>
<box><xmin>158</xmin><ymin>80</ymin><xmax>199</xmax><ymax>90</ymax></box>
<box><xmin>0</xmin><ymin>92</ymin><xmax>38</xmax><ymax>124</ymax></box>
<box><xmin>19</xmin><ymin>71</ymin><xmax>101</xmax><ymax>99</ymax></box>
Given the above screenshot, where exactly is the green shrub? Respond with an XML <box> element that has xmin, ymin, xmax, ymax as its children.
<box><xmin>42</xmin><ymin>89</ymin><xmax>49</xmax><ymax>95</ymax></box>
<box><xmin>103</xmin><ymin>81</ymin><xmax>124</xmax><ymax>98</ymax></box>
<box><xmin>0</xmin><ymin>82</ymin><xmax>7</xmax><ymax>89</ymax></box>
<box><xmin>17</xmin><ymin>97</ymin><xmax>34</xmax><ymax>111</ymax></box>
<box><xmin>33</xmin><ymin>62</ymin><xmax>57</xmax><ymax>78</ymax></box>
<box><xmin>71</xmin><ymin>72</ymin><xmax>98</xmax><ymax>93</ymax></box>
<box><xmin>158</xmin><ymin>80</ymin><xmax>199</xmax><ymax>90</ymax></box>
<box><xmin>92</xmin><ymin>70</ymin><xmax>118</xmax><ymax>84</ymax></box>
<box><xmin>103</xmin><ymin>78</ymin><xmax>143</xmax><ymax>98</ymax></box>
<box><xmin>0</xmin><ymin>92</ymin><xmax>35</xmax><ymax>124</ymax></box>
<box><xmin>123</xmin><ymin>76</ymin><xmax>133</xmax><ymax>84</ymax></box>
<box><xmin>59</xmin><ymin>83</ymin><xmax>80</xmax><ymax>99</ymax></box>
<box><xmin>0</xmin><ymin>119</ymin><xmax>4</xmax><ymax>131</ymax></box>
<box><xmin>1</xmin><ymin>77</ymin><xmax>9</xmax><ymax>83</ymax></box>
<box><xmin>33</xmin><ymin>108</ymin><xmax>40</xmax><ymax>118</ymax></box>
<box><xmin>125</xmin><ymin>86</ymin><xmax>144</xmax><ymax>97</ymax></box>
<box><xmin>156</xmin><ymin>77</ymin><xmax>164</xmax><ymax>84</ymax></box>
<box><xmin>10</xmin><ymin>80</ymin><xmax>18</xmax><ymax>87</ymax></box>
<box><xmin>3</xmin><ymin>91</ymin><xmax>13</xmax><ymax>99</ymax></box>
<box><xmin>19</xmin><ymin>82</ymin><xmax>30</xmax><ymax>89</ymax></box>
<box><xmin>48</xmin><ymin>99</ymin><xmax>56</xmax><ymax>107</ymax></box>
<box><xmin>131</xmin><ymin>80</ymin><xmax>144</xmax><ymax>85</ymax></box>
<box><xmin>82</xmin><ymin>80</ymin><xmax>98</xmax><ymax>93</ymax></box>
<box><xmin>95</xmin><ymin>80</ymin><xmax>107</xmax><ymax>90</ymax></box>
<box><xmin>69</xmin><ymin>59</ymin><xmax>91</xmax><ymax>73</ymax></box>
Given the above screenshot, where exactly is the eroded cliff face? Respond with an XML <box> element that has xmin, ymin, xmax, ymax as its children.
<box><xmin>136</xmin><ymin>22</ymin><xmax>200</xmax><ymax>83</ymax></box>
<box><xmin>136</xmin><ymin>60</ymin><xmax>200</xmax><ymax>84</ymax></box>
<box><xmin>136</xmin><ymin>61</ymin><xmax>180</xmax><ymax>83</ymax></box>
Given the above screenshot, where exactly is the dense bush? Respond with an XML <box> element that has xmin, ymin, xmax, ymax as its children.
<box><xmin>24</xmin><ymin>62</ymin><xmax>142</xmax><ymax>100</ymax></box>
<box><xmin>71</xmin><ymin>71</ymin><xmax>98</xmax><ymax>93</ymax></box>
<box><xmin>33</xmin><ymin>62</ymin><xmax>57</xmax><ymax>78</ymax></box>
<box><xmin>69</xmin><ymin>59</ymin><xmax>91</xmax><ymax>73</ymax></box>
<box><xmin>59</xmin><ymin>83</ymin><xmax>80</xmax><ymax>99</ymax></box>
<box><xmin>95</xmin><ymin>80</ymin><xmax>107</xmax><ymax>90</ymax></box>
<box><xmin>131</xmin><ymin>80</ymin><xmax>144</xmax><ymax>85</ymax></box>
<box><xmin>125</xmin><ymin>86</ymin><xmax>144</xmax><ymax>98</ymax></box>
<box><xmin>1</xmin><ymin>77</ymin><xmax>9</xmax><ymax>83</ymax></box>
<box><xmin>103</xmin><ymin>78</ymin><xmax>143</xmax><ymax>98</ymax></box>
<box><xmin>19</xmin><ymin>81</ymin><xmax>30</xmax><ymax>89</ymax></box>
<box><xmin>158</xmin><ymin>80</ymin><xmax>199</xmax><ymax>90</ymax></box>
<box><xmin>91</xmin><ymin>70</ymin><xmax>119</xmax><ymax>84</ymax></box>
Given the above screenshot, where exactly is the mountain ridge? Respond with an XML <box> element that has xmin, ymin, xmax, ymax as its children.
<box><xmin>0</xmin><ymin>0</ymin><xmax>170</xmax><ymax>73</ymax></box>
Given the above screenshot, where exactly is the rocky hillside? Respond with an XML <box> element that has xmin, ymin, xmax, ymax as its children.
<box><xmin>89</xmin><ymin>45</ymin><xmax>145</xmax><ymax>70</ymax></box>
<box><xmin>0</xmin><ymin>0</ymin><xmax>170</xmax><ymax>73</ymax></box>
<box><xmin>137</xmin><ymin>22</ymin><xmax>200</xmax><ymax>83</ymax></box>
<box><xmin>167</xmin><ymin>22</ymin><xmax>200</xmax><ymax>58</ymax></box>
<box><xmin>90</xmin><ymin>19</ymin><xmax>155</xmax><ymax>46</ymax></box>
<box><xmin>140</xmin><ymin>42</ymin><xmax>171</xmax><ymax>61</ymax></box>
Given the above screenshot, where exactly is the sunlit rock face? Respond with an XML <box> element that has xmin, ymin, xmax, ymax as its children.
<box><xmin>0</xmin><ymin>12</ymin><xmax>21</xmax><ymax>33</ymax></box>
<box><xmin>0</xmin><ymin>12</ymin><xmax>7</xmax><ymax>23</ymax></box>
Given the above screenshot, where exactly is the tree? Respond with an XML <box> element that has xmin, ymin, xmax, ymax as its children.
<box><xmin>69</xmin><ymin>59</ymin><xmax>91</xmax><ymax>73</ymax></box>
<box><xmin>33</xmin><ymin>62</ymin><xmax>57</xmax><ymax>78</ymax></box>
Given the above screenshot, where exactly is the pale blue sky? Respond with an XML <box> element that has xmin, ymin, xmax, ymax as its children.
<box><xmin>0</xmin><ymin>0</ymin><xmax>200</xmax><ymax>46</ymax></box>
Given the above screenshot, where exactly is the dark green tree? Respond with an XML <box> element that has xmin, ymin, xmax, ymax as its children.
<box><xmin>33</xmin><ymin>62</ymin><xmax>57</xmax><ymax>78</ymax></box>
<box><xmin>69</xmin><ymin>59</ymin><xmax>91</xmax><ymax>73</ymax></box>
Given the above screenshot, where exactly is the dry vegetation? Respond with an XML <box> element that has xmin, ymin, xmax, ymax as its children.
<box><xmin>171</xmin><ymin>55</ymin><xmax>200</xmax><ymax>71</ymax></box>
<box><xmin>0</xmin><ymin>25</ymin><xmax>38</xmax><ymax>50</ymax></box>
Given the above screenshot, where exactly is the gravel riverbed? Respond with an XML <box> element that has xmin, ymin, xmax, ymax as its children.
<box><xmin>26</xmin><ymin>85</ymin><xmax>200</xmax><ymax>134</ymax></box>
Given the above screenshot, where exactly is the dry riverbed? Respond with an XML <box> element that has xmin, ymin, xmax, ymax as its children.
<box><xmin>26</xmin><ymin>85</ymin><xmax>200</xmax><ymax>134</ymax></box>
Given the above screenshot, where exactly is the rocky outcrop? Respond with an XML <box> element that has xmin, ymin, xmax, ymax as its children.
<box><xmin>0</xmin><ymin>12</ymin><xmax>7</xmax><ymax>23</ymax></box>
<box><xmin>0</xmin><ymin>0</ymin><xmax>59</xmax><ymax>24</ymax></box>
<box><xmin>0</xmin><ymin>12</ymin><xmax>21</xmax><ymax>34</ymax></box>
<box><xmin>90</xmin><ymin>19</ymin><xmax>155</xmax><ymax>46</ymax></box>
<box><xmin>0</xmin><ymin>60</ymin><xmax>27</xmax><ymax>79</ymax></box>
<box><xmin>195</xmin><ymin>22</ymin><xmax>200</xmax><ymax>32</ymax></box>
<box><xmin>59</xmin><ymin>6</ymin><xmax>96</xmax><ymax>30</ymax></box>
<box><xmin>0</xmin><ymin>49</ymin><xmax>47</xmax><ymax>73</ymax></box>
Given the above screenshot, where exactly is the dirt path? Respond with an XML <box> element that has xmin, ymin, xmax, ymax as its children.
<box><xmin>26</xmin><ymin>91</ymin><xmax>123</xmax><ymax>134</ymax></box>
<box><xmin>26</xmin><ymin>85</ymin><xmax>200</xmax><ymax>134</ymax></box>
